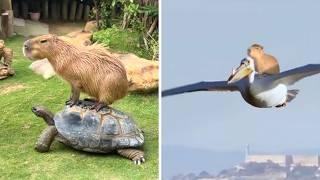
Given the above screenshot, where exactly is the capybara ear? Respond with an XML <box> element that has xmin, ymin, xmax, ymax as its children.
<box><xmin>50</xmin><ymin>34</ymin><xmax>58</xmax><ymax>42</ymax></box>
<box><xmin>251</xmin><ymin>43</ymin><xmax>264</xmax><ymax>50</ymax></box>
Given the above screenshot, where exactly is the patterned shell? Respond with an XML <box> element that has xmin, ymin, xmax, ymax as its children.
<box><xmin>54</xmin><ymin>100</ymin><xmax>144</xmax><ymax>152</ymax></box>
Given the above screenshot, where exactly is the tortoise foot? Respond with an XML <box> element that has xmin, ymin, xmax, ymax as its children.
<box><xmin>117</xmin><ymin>149</ymin><xmax>145</xmax><ymax>165</ymax></box>
<box><xmin>35</xmin><ymin>126</ymin><xmax>57</xmax><ymax>153</ymax></box>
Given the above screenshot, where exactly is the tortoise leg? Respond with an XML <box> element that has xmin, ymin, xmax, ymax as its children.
<box><xmin>117</xmin><ymin>149</ymin><xmax>145</xmax><ymax>165</ymax></box>
<box><xmin>35</xmin><ymin>126</ymin><xmax>58</xmax><ymax>153</ymax></box>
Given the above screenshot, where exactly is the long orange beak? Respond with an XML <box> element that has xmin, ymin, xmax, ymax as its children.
<box><xmin>228</xmin><ymin>60</ymin><xmax>253</xmax><ymax>84</ymax></box>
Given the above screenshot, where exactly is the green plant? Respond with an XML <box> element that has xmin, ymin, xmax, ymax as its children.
<box><xmin>93</xmin><ymin>25</ymin><xmax>154</xmax><ymax>59</ymax></box>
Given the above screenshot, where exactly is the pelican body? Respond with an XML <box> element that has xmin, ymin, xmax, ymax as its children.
<box><xmin>163</xmin><ymin>57</ymin><xmax>320</xmax><ymax>108</ymax></box>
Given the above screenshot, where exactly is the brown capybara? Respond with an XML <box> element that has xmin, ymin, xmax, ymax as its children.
<box><xmin>247</xmin><ymin>44</ymin><xmax>280</xmax><ymax>75</ymax></box>
<box><xmin>23</xmin><ymin>34</ymin><xmax>128</xmax><ymax>111</ymax></box>
<box><xmin>0</xmin><ymin>39</ymin><xmax>13</xmax><ymax>67</ymax></box>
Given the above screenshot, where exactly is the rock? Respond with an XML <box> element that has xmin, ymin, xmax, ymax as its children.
<box><xmin>113</xmin><ymin>53</ymin><xmax>159</xmax><ymax>93</ymax></box>
<box><xmin>29</xmin><ymin>59</ymin><xmax>55</xmax><ymax>79</ymax></box>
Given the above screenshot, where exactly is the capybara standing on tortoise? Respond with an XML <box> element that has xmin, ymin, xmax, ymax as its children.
<box><xmin>23</xmin><ymin>34</ymin><xmax>128</xmax><ymax>111</ymax></box>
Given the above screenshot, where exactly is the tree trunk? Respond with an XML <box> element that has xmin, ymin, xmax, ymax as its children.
<box><xmin>62</xmin><ymin>0</ymin><xmax>69</xmax><ymax>21</ymax></box>
<box><xmin>147</xmin><ymin>17</ymin><xmax>158</xmax><ymax>36</ymax></box>
<box><xmin>21</xmin><ymin>1</ymin><xmax>28</xmax><ymax>19</ymax></box>
<box><xmin>69</xmin><ymin>0</ymin><xmax>77</xmax><ymax>21</ymax></box>
<box><xmin>76</xmin><ymin>3</ymin><xmax>84</xmax><ymax>21</ymax></box>
<box><xmin>51</xmin><ymin>0</ymin><xmax>58</xmax><ymax>20</ymax></box>
<box><xmin>83</xmin><ymin>5</ymin><xmax>90</xmax><ymax>21</ymax></box>
<box><xmin>1</xmin><ymin>13</ymin><xmax>9</xmax><ymax>38</ymax></box>
<box><xmin>42</xmin><ymin>0</ymin><xmax>49</xmax><ymax>19</ymax></box>
<box><xmin>93</xmin><ymin>0</ymin><xmax>100</xmax><ymax>29</ymax></box>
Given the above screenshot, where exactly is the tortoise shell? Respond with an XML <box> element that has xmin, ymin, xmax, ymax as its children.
<box><xmin>53</xmin><ymin>100</ymin><xmax>144</xmax><ymax>153</ymax></box>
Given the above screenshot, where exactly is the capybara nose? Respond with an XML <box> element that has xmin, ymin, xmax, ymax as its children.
<box><xmin>24</xmin><ymin>40</ymin><xmax>31</xmax><ymax>50</ymax></box>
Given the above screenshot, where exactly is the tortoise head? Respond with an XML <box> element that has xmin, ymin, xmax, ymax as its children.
<box><xmin>32</xmin><ymin>106</ymin><xmax>55</xmax><ymax>125</ymax></box>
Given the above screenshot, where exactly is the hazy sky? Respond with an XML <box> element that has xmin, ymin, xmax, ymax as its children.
<box><xmin>162</xmin><ymin>0</ymin><xmax>320</xmax><ymax>175</ymax></box>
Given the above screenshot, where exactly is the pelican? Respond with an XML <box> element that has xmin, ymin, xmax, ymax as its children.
<box><xmin>162</xmin><ymin>57</ymin><xmax>320</xmax><ymax>108</ymax></box>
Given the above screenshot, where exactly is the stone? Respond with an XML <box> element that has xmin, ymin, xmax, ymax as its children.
<box><xmin>114</xmin><ymin>53</ymin><xmax>159</xmax><ymax>93</ymax></box>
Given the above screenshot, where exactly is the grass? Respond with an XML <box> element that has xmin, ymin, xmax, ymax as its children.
<box><xmin>0</xmin><ymin>36</ymin><xmax>158</xmax><ymax>179</ymax></box>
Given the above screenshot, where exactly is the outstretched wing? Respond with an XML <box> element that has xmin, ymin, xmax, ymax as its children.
<box><xmin>269</xmin><ymin>64</ymin><xmax>320</xmax><ymax>86</ymax></box>
<box><xmin>162</xmin><ymin>81</ymin><xmax>238</xmax><ymax>97</ymax></box>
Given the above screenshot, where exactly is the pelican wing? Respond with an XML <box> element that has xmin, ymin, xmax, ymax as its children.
<box><xmin>270</xmin><ymin>64</ymin><xmax>320</xmax><ymax>86</ymax></box>
<box><xmin>162</xmin><ymin>81</ymin><xmax>238</xmax><ymax>97</ymax></box>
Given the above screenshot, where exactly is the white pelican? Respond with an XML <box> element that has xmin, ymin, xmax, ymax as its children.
<box><xmin>162</xmin><ymin>57</ymin><xmax>320</xmax><ymax>108</ymax></box>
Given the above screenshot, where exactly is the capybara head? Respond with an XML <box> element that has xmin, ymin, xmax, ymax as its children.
<box><xmin>247</xmin><ymin>43</ymin><xmax>264</xmax><ymax>59</ymax></box>
<box><xmin>23</xmin><ymin>34</ymin><xmax>58</xmax><ymax>60</ymax></box>
<box><xmin>0</xmin><ymin>40</ymin><xmax>5</xmax><ymax>50</ymax></box>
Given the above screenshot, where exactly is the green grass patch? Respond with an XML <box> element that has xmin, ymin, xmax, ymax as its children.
<box><xmin>93</xmin><ymin>26</ymin><xmax>152</xmax><ymax>60</ymax></box>
<box><xmin>0</xmin><ymin>36</ymin><xmax>158</xmax><ymax>179</ymax></box>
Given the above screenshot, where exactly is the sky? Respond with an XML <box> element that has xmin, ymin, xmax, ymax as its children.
<box><xmin>162</xmin><ymin>0</ymin><xmax>320</xmax><ymax>177</ymax></box>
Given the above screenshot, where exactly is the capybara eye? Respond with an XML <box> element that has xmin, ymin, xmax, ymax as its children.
<box><xmin>40</xmin><ymin>40</ymin><xmax>48</xmax><ymax>43</ymax></box>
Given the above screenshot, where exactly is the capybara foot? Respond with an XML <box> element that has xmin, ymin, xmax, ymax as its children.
<box><xmin>117</xmin><ymin>149</ymin><xmax>145</xmax><ymax>165</ymax></box>
<box><xmin>65</xmin><ymin>99</ymin><xmax>79</xmax><ymax>107</ymax></box>
<box><xmin>275</xmin><ymin>102</ymin><xmax>286</xmax><ymax>108</ymax></box>
<box><xmin>90</xmin><ymin>102</ymin><xmax>108</xmax><ymax>112</ymax></box>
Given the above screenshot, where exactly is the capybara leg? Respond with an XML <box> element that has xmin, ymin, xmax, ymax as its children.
<box><xmin>66</xmin><ymin>85</ymin><xmax>80</xmax><ymax>107</ymax></box>
<box><xmin>35</xmin><ymin>126</ymin><xmax>58</xmax><ymax>152</ymax></box>
<box><xmin>117</xmin><ymin>149</ymin><xmax>145</xmax><ymax>165</ymax></box>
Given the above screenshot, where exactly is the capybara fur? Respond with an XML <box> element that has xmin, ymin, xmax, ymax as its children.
<box><xmin>23</xmin><ymin>34</ymin><xmax>128</xmax><ymax>108</ymax></box>
<box><xmin>247</xmin><ymin>44</ymin><xmax>280</xmax><ymax>75</ymax></box>
<box><xmin>0</xmin><ymin>40</ymin><xmax>13</xmax><ymax>67</ymax></box>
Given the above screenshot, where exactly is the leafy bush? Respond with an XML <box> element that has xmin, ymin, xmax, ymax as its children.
<box><xmin>93</xmin><ymin>25</ymin><xmax>156</xmax><ymax>60</ymax></box>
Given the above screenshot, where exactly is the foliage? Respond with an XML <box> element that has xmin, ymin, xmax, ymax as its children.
<box><xmin>100</xmin><ymin>0</ymin><xmax>113</xmax><ymax>28</ymax></box>
<box><xmin>93</xmin><ymin>25</ymin><xmax>155</xmax><ymax>59</ymax></box>
<box><xmin>93</xmin><ymin>0</ymin><xmax>159</xmax><ymax>60</ymax></box>
<box><xmin>0</xmin><ymin>36</ymin><xmax>158</xmax><ymax>179</ymax></box>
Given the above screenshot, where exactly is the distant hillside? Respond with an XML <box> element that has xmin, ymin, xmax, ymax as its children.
<box><xmin>162</xmin><ymin>146</ymin><xmax>243</xmax><ymax>180</ymax></box>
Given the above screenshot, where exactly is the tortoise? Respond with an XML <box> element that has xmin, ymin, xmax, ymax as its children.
<box><xmin>31</xmin><ymin>99</ymin><xmax>145</xmax><ymax>165</ymax></box>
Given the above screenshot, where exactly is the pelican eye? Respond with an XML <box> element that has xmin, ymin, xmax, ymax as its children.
<box><xmin>40</xmin><ymin>39</ymin><xmax>48</xmax><ymax>43</ymax></box>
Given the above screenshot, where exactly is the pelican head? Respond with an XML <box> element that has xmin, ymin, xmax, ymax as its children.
<box><xmin>228</xmin><ymin>57</ymin><xmax>255</xmax><ymax>84</ymax></box>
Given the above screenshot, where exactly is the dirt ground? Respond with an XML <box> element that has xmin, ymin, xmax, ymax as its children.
<box><xmin>48</xmin><ymin>21</ymin><xmax>85</xmax><ymax>35</ymax></box>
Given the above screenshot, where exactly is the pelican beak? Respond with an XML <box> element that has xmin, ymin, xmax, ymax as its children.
<box><xmin>228</xmin><ymin>60</ymin><xmax>253</xmax><ymax>84</ymax></box>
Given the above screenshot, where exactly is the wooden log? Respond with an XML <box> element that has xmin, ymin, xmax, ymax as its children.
<box><xmin>56</xmin><ymin>0</ymin><xmax>61</xmax><ymax>20</ymax></box>
<box><xmin>69</xmin><ymin>0</ymin><xmax>77</xmax><ymax>21</ymax></box>
<box><xmin>83</xmin><ymin>5</ymin><xmax>90</xmax><ymax>21</ymax></box>
<box><xmin>7</xmin><ymin>10</ymin><xmax>13</xmax><ymax>36</ymax></box>
<box><xmin>21</xmin><ymin>0</ymin><xmax>29</xmax><ymax>19</ymax></box>
<box><xmin>13</xmin><ymin>1</ymin><xmax>19</xmax><ymax>17</ymax></box>
<box><xmin>42</xmin><ymin>0</ymin><xmax>49</xmax><ymax>19</ymax></box>
<box><xmin>2</xmin><ymin>0</ymin><xmax>12</xmax><ymax>10</ymax></box>
<box><xmin>51</xmin><ymin>0</ymin><xmax>58</xmax><ymax>20</ymax></box>
<box><xmin>62</xmin><ymin>0</ymin><xmax>69</xmax><ymax>21</ymax></box>
<box><xmin>1</xmin><ymin>13</ymin><xmax>9</xmax><ymax>38</ymax></box>
<box><xmin>76</xmin><ymin>3</ymin><xmax>83</xmax><ymax>21</ymax></box>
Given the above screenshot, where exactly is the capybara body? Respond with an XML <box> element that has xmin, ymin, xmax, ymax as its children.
<box><xmin>247</xmin><ymin>44</ymin><xmax>280</xmax><ymax>75</ymax></box>
<box><xmin>23</xmin><ymin>34</ymin><xmax>128</xmax><ymax>105</ymax></box>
